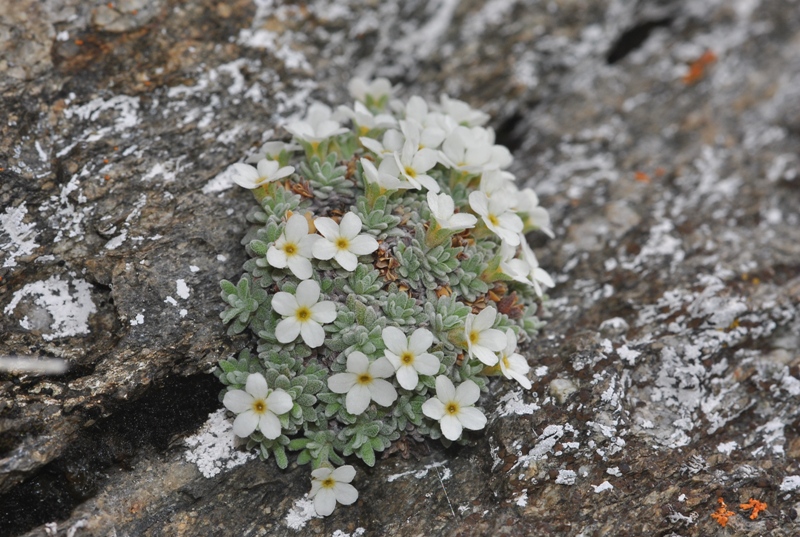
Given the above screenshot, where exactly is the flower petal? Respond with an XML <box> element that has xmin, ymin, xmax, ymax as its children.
<box><xmin>314</xmin><ymin>488</ymin><xmax>337</xmax><ymax>516</ymax></box>
<box><xmin>369</xmin><ymin>357</ymin><xmax>395</xmax><ymax>378</ymax></box>
<box><xmin>230</xmin><ymin>163</ymin><xmax>260</xmax><ymax>189</ymax></box>
<box><xmin>326</xmin><ymin>466</ymin><xmax>354</xmax><ymax>484</ymax></box>
<box><xmin>422</xmin><ymin>397</ymin><xmax>445</xmax><ymax>420</ymax></box>
<box><xmin>328</xmin><ymin>372</ymin><xmax>357</xmax><ymax>394</ymax></box>
<box><xmin>310</xmin><ymin>300</ymin><xmax>337</xmax><ymax>323</ymax></box>
<box><xmin>271</xmin><ymin>292</ymin><xmax>298</xmax><ymax>316</ymax></box>
<box><xmin>313</xmin><ymin>217</ymin><xmax>340</xmax><ymax>240</ymax></box>
<box><xmin>276</xmin><ymin>317</ymin><xmax>301</xmax><ymax>343</ymax></box>
<box><xmin>258</xmin><ymin>411</ymin><xmax>282</xmax><ymax>440</ymax></box>
<box><xmin>347</xmin><ymin>235</ymin><xmax>379</xmax><ymax>255</ymax></box>
<box><xmin>478</xmin><ymin>328</ymin><xmax>507</xmax><ymax>351</ymax></box>
<box><xmin>245</xmin><ymin>372</ymin><xmax>269</xmax><ymax>399</ymax></box>
<box><xmin>284</xmin><ymin>213</ymin><xmax>309</xmax><ymax>240</ymax></box>
<box><xmin>440</xmin><ymin>414</ymin><xmax>463</xmax><ymax>441</ymax></box>
<box><xmin>232</xmin><ymin>410</ymin><xmax>258</xmax><ymax>438</ymax></box>
<box><xmin>396</xmin><ymin>366</ymin><xmax>418</xmax><ymax>390</ymax></box>
<box><xmin>471</xmin><ymin>344</ymin><xmax>499</xmax><ymax>366</ymax></box>
<box><xmin>369</xmin><ymin>379</ymin><xmax>397</xmax><ymax>406</ymax></box>
<box><xmin>338</xmin><ymin>212</ymin><xmax>363</xmax><ymax>239</ymax></box>
<box><xmin>457</xmin><ymin>406</ymin><xmax>487</xmax><ymax>431</ymax></box>
<box><xmin>295</xmin><ymin>279</ymin><xmax>320</xmax><ymax>307</ymax></box>
<box><xmin>434</xmin><ymin>375</ymin><xmax>456</xmax><ymax>402</ymax></box>
<box><xmin>346</xmin><ymin>384</ymin><xmax>372</xmax><ymax>415</ymax></box>
<box><xmin>333</xmin><ymin>482</ymin><xmax>358</xmax><ymax>505</ymax></box>
<box><xmin>414</xmin><ymin>353</ymin><xmax>440</xmax><ymax>375</ymax></box>
<box><xmin>381</xmin><ymin>326</ymin><xmax>407</xmax><ymax>355</ymax></box>
<box><xmin>346</xmin><ymin>352</ymin><xmax>369</xmax><ymax>373</ymax></box>
<box><xmin>286</xmin><ymin>256</ymin><xmax>313</xmax><ymax>280</ymax></box>
<box><xmin>473</xmin><ymin>307</ymin><xmax>497</xmax><ymax>331</ymax></box>
<box><xmin>334</xmin><ymin>250</ymin><xmax>358</xmax><ymax>271</ymax></box>
<box><xmin>312</xmin><ymin>238</ymin><xmax>338</xmax><ymax>260</ymax></box>
<box><xmin>266</xmin><ymin>246</ymin><xmax>288</xmax><ymax>269</ymax></box>
<box><xmin>223</xmin><ymin>389</ymin><xmax>253</xmax><ymax>414</ymax></box>
<box><xmin>300</xmin><ymin>320</ymin><xmax>325</xmax><ymax>348</ymax></box>
<box><xmin>454</xmin><ymin>379</ymin><xmax>480</xmax><ymax>406</ymax></box>
<box><xmin>266</xmin><ymin>389</ymin><xmax>294</xmax><ymax>415</ymax></box>
<box><xmin>408</xmin><ymin>328</ymin><xmax>433</xmax><ymax>354</ymax></box>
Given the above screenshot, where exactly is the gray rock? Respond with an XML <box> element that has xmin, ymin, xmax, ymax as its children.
<box><xmin>1</xmin><ymin>0</ymin><xmax>799</xmax><ymax>536</ymax></box>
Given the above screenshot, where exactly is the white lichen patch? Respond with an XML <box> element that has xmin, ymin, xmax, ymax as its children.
<box><xmin>176</xmin><ymin>279</ymin><xmax>191</xmax><ymax>299</ymax></box>
<box><xmin>184</xmin><ymin>409</ymin><xmax>255</xmax><ymax>478</ymax></box>
<box><xmin>1</xmin><ymin>202</ymin><xmax>39</xmax><ymax>268</ymax></box>
<box><xmin>386</xmin><ymin>461</ymin><xmax>448</xmax><ymax>483</ymax></box>
<box><xmin>497</xmin><ymin>389</ymin><xmax>540</xmax><ymax>417</ymax></box>
<box><xmin>285</xmin><ymin>497</ymin><xmax>319</xmax><ymax>530</ymax></box>
<box><xmin>4</xmin><ymin>274</ymin><xmax>96</xmax><ymax>341</ymax></box>
<box><xmin>555</xmin><ymin>469</ymin><xmax>577</xmax><ymax>485</ymax></box>
<box><xmin>591</xmin><ymin>481</ymin><xmax>613</xmax><ymax>493</ymax></box>
<box><xmin>780</xmin><ymin>476</ymin><xmax>800</xmax><ymax>493</ymax></box>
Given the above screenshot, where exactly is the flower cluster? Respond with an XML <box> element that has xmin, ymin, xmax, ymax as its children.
<box><xmin>217</xmin><ymin>78</ymin><xmax>555</xmax><ymax>516</ymax></box>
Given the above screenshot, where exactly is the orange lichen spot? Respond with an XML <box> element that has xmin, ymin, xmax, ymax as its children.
<box><xmin>75</xmin><ymin>39</ymin><xmax>85</xmax><ymax>46</ymax></box>
<box><xmin>104</xmin><ymin>175</ymin><xmax>111</xmax><ymax>181</ymax></box>
<box><xmin>711</xmin><ymin>498</ymin><xmax>735</xmax><ymax>527</ymax></box>
<box><xmin>654</xmin><ymin>167</ymin><xmax>666</xmax><ymax>177</ymax></box>
<box><xmin>751</xmin><ymin>277</ymin><xmax>760</xmax><ymax>285</ymax></box>
<box><xmin>107</xmin><ymin>2</ymin><xmax>114</xmax><ymax>8</ymax></box>
<box><xmin>634</xmin><ymin>171</ymin><xmax>650</xmax><ymax>183</ymax></box>
<box><xmin>103</xmin><ymin>158</ymin><xmax>109</xmax><ymax>164</ymax></box>
<box><xmin>143</xmin><ymin>80</ymin><xmax>152</xmax><ymax>86</ymax></box>
<box><xmin>740</xmin><ymin>498</ymin><xmax>767</xmax><ymax>520</ymax></box>
<box><xmin>113</xmin><ymin>146</ymin><xmax>119</xmax><ymax>151</ymax></box>
<box><xmin>683</xmin><ymin>50</ymin><xmax>717</xmax><ymax>85</ymax></box>
<box><xmin>131</xmin><ymin>9</ymin><xmax>138</xmax><ymax>15</ymax></box>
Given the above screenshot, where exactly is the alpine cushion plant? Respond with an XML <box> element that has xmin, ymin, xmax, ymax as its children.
<box><xmin>216</xmin><ymin>78</ymin><xmax>556</xmax><ymax>516</ymax></box>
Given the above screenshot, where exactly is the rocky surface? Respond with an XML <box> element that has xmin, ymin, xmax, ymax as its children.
<box><xmin>1</xmin><ymin>0</ymin><xmax>799</xmax><ymax>536</ymax></box>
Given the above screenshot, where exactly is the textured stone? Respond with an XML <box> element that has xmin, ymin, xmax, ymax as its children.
<box><xmin>1</xmin><ymin>0</ymin><xmax>799</xmax><ymax>536</ymax></box>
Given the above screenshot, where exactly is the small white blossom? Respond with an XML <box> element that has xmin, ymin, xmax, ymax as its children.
<box><xmin>439</xmin><ymin>94</ymin><xmax>490</xmax><ymax>127</ymax></box>
<box><xmin>464</xmin><ymin>306</ymin><xmax>506</xmax><ymax>366</ymax></box>
<box><xmin>519</xmin><ymin>239</ymin><xmax>555</xmax><ymax>297</ymax></box>
<box><xmin>468</xmin><ymin>191</ymin><xmax>523</xmax><ymax>246</ymax></box>
<box><xmin>514</xmin><ymin>187</ymin><xmax>554</xmax><ymax>238</ymax></box>
<box><xmin>246</xmin><ymin>140</ymin><xmax>301</xmax><ymax>163</ymax></box>
<box><xmin>272</xmin><ymin>280</ymin><xmax>337</xmax><ymax>348</ymax></box>
<box><xmin>285</xmin><ymin>103</ymin><xmax>349</xmax><ymax>144</ymax></box>
<box><xmin>393</xmin><ymin>121</ymin><xmax>441</xmax><ymax>193</ymax></box>
<box><xmin>327</xmin><ymin>351</ymin><xmax>397</xmax><ymax>415</ymax></box>
<box><xmin>267</xmin><ymin>213</ymin><xmax>318</xmax><ymax>280</ymax></box>
<box><xmin>310</xmin><ymin>465</ymin><xmax>359</xmax><ymax>516</ymax></box>
<box><xmin>338</xmin><ymin>102</ymin><xmax>397</xmax><ymax>135</ymax></box>
<box><xmin>229</xmin><ymin>158</ymin><xmax>295</xmax><ymax>189</ymax></box>
<box><xmin>223</xmin><ymin>372</ymin><xmax>293</xmax><ymax>439</ymax></box>
<box><xmin>440</xmin><ymin>126</ymin><xmax>493</xmax><ymax>173</ymax></box>
<box><xmin>497</xmin><ymin>329</ymin><xmax>531</xmax><ymax>389</ymax></box>
<box><xmin>422</xmin><ymin>376</ymin><xmax>486</xmax><ymax>441</ymax></box>
<box><xmin>426</xmin><ymin>191</ymin><xmax>477</xmax><ymax>231</ymax></box>
<box><xmin>360</xmin><ymin>158</ymin><xmax>414</xmax><ymax>191</ymax></box>
<box><xmin>403</xmin><ymin>96</ymin><xmax>448</xmax><ymax>149</ymax></box>
<box><xmin>360</xmin><ymin>129</ymin><xmax>404</xmax><ymax>157</ymax></box>
<box><xmin>312</xmin><ymin>212</ymin><xmax>379</xmax><ymax>271</ymax></box>
<box><xmin>382</xmin><ymin>326</ymin><xmax>440</xmax><ymax>390</ymax></box>
<box><xmin>348</xmin><ymin>77</ymin><xmax>394</xmax><ymax>104</ymax></box>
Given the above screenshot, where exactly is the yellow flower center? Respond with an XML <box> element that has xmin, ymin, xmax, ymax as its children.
<box><xmin>400</xmin><ymin>352</ymin><xmax>414</xmax><ymax>365</ymax></box>
<box><xmin>445</xmin><ymin>402</ymin><xmax>459</xmax><ymax>416</ymax></box>
<box><xmin>469</xmin><ymin>330</ymin><xmax>479</xmax><ymax>344</ymax></box>
<box><xmin>336</xmin><ymin>237</ymin><xmax>350</xmax><ymax>250</ymax></box>
<box><xmin>296</xmin><ymin>307</ymin><xmax>311</xmax><ymax>321</ymax></box>
<box><xmin>252</xmin><ymin>399</ymin><xmax>267</xmax><ymax>414</ymax></box>
<box><xmin>488</xmin><ymin>214</ymin><xmax>499</xmax><ymax>226</ymax></box>
<box><xmin>404</xmin><ymin>166</ymin><xmax>417</xmax><ymax>178</ymax></box>
<box><xmin>283</xmin><ymin>242</ymin><xmax>297</xmax><ymax>256</ymax></box>
<box><xmin>321</xmin><ymin>476</ymin><xmax>336</xmax><ymax>489</ymax></box>
<box><xmin>357</xmin><ymin>373</ymin><xmax>373</xmax><ymax>385</ymax></box>
<box><xmin>502</xmin><ymin>356</ymin><xmax>510</xmax><ymax>369</ymax></box>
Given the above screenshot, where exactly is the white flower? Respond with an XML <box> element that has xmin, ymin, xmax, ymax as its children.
<box><xmin>439</xmin><ymin>94</ymin><xmax>490</xmax><ymax>127</ymax></box>
<box><xmin>479</xmin><ymin>168</ymin><xmax>517</xmax><ymax>203</ymax></box>
<box><xmin>360</xmin><ymin>129</ymin><xmax>403</xmax><ymax>157</ymax></box>
<box><xmin>338</xmin><ymin>102</ymin><xmax>396</xmax><ymax>135</ymax></box>
<box><xmin>285</xmin><ymin>103</ymin><xmax>349</xmax><ymax>144</ymax></box>
<box><xmin>223</xmin><ymin>372</ymin><xmax>293</xmax><ymax>439</ymax></box>
<box><xmin>382</xmin><ymin>326</ymin><xmax>440</xmax><ymax>390</ymax></box>
<box><xmin>393</xmin><ymin>120</ymin><xmax>441</xmax><ymax>193</ymax></box>
<box><xmin>266</xmin><ymin>213</ymin><xmax>318</xmax><ymax>280</ymax></box>
<box><xmin>327</xmin><ymin>351</ymin><xmax>398</xmax><ymax>415</ymax></box>
<box><xmin>272</xmin><ymin>280</ymin><xmax>337</xmax><ymax>348</ymax></box>
<box><xmin>497</xmin><ymin>329</ymin><xmax>531</xmax><ymax>389</ymax></box>
<box><xmin>348</xmin><ymin>77</ymin><xmax>394</xmax><ymax>104</ymax></box>
<box><xmin>403</xmin><ymin>96</ymin><xmax>447</xmax><ymax>149</ymax></box>
<box><xmin>360</xmin><ymin>158</ymin><xmax>414</xmax><ymax>191</ymax></box>
<box><xmin>464</xmin><ymin>306</ymin><xmax>506</xmax><ymax>366</ymax></box>
<box><xmin>440</xmin><ymin>126</ymin><xmax>493</xmax><ymax>173</ymax></box>
<box><xmin>229</xmin><ymin>158</ymin><xmax>295</xmax><ymax>189</ymax></box>
<box><xmin>519</xmin><ymin>239</ymin><xmax>555</xmax><ymax>297</ymax></box>
<box><xmin>468</xmin><ymin>191</ymin><xmax>523</xmax><ymax>246</ymax></box>
<box><xmin>427</xmin><ymin>191</ymin><xmax>477</xmax><ymax>231</ymax></box>
<box><xmin>514</xmin><ymin>188</ymin><xmax>554</xmax><ymax>238</ymax></box>
<box><xmin>246</xmin><ymin>140</ymin><xmax>301</xmax><ymax>163</ymax></box>
<box><xmin>421</xmin><ymin>376</ymin><xmax>486</xmax><ymax>441</ymax></box>
<box><xmin>312</xmin><ymin>212</ymin><xmax>379</xmax><ymax>271</ymax></box>
<box><xmin>310</xmin><ymin>465</ymin><xmax>359</xmax><ymax>516</ymax></box>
